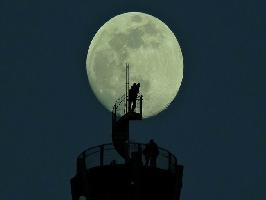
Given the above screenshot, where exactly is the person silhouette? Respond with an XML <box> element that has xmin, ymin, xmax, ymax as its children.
<box><xmin>143</xmin><ymin>139</ymin><xmax>159</xmax><ymax>167</ymax></box>
<box><xmin>131</xmin><ymin>83</ymin><xmax>140</xmax><ymax>112</ymax></box>
<box><xmin>128</xmin><ymin>83</ymin><xmax>135</xmax><ymax>112</ymax></box>
<box><xmin>128</xmin><ymin>83</ymin><xmax>140</xmax><ymax>112</ymax></box>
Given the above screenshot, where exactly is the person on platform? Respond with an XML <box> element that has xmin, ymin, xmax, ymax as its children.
<box><xmin>143</xmin><ymin>139</ymin><xmax>159</xmax><ymax>167</ymax></box>
<box><xmin>128</xmin><ymin>83</ymin><xmax>140</xmax><ymax>112</ymax></box>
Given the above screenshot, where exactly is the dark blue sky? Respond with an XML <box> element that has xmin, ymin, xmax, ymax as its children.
<box><xmin>0</xmin><ymin>0</ymin><xmax>265</xmax><ymax>200</ymax></box>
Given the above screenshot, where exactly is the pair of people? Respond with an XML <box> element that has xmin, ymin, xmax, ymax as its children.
<box><xmin>111</xmin><ymin>139</ymin><xmax>159</xmax><ymax>168</ymax></box>
<box><xmin>128</xmin><ymin>83</ymin><xmax>140</xmax><ymax>112</ymax></box>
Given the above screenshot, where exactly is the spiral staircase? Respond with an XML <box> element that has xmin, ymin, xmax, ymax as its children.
<box><xmin>112</xmin><ymin>93</ymin><xmax>143</xmax><ymax>162</ymax></box>
<box><xmin>70</xmin><ymin>64</ymin><xmax>184</xmax><ymax>200</ymax></box>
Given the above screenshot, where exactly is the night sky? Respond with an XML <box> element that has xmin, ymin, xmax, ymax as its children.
<box><xmin>0</xmin><ymin>0</ymin><xmax>266</xmax><ymax>200</ymax></box>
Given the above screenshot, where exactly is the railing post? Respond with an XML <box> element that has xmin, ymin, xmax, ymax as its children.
<box><xmin>140</xmin><ymin>95</ymin><xmax>143</xmax><ymax>117</ymax></box>
<box><xmin>138</xmin><ymin>143</ymin><xmax>142</xmax><ymax>164</ymax></box>
<box><xmin>77</xmin><ymin>154</ymin><xmax>86</xmax><ymax>174</ymax></box>
<box><xmin>115</xmin><ymin>104</ymin><xmax>117</xmax><ymax>117</ymax></box>
<box><xmin>112</xmin><ymin>104</ymin><xmax>117</xmax><ymax>122</ymax></box>
<box><xmin>168</xmin><ymin>152</ymin><xmax>172</xmax><ymax>171</ymax></box>
<box><xmin>100</xmin><ymin>145</ymin><xmax>104</xmax><ymax>166</ymax></box>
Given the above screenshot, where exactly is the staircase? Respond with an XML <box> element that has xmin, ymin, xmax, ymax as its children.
<box><xmin>112</xmin><ymin>93</ymin><xmax>143</xmax><ymax>162</ymax></box>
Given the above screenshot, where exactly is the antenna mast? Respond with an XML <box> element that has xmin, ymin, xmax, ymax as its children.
<box><xmin>125</xmin><ymin>63</ymin><xmax>129</xmax><ymax>113</ymax></box>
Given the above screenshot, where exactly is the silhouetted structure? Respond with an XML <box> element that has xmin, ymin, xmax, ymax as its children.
<box><xmin>71</xmin><ymin>64</ymin><xmax>183</xmax><ymax>200</ymax></box>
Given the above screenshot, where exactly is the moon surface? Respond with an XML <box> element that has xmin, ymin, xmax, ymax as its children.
<box><xmin>86</xmin><ymin>12</ymin><xmax>183</xmax><ymax>118</ymax></box>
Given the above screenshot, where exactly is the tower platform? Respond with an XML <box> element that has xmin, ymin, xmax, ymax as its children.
<box><xmin>71</xmin><ymin>143</ymin><xmax>183</xmax><ymax>200</ymax></box>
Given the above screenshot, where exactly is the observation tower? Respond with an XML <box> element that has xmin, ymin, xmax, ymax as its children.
<box><xmin>70</xmin><ymin>64</ymin><xmax>184</xmax><ymax>200</ymax></box>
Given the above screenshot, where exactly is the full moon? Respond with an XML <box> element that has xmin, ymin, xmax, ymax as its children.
<box><xmin>86</xmin><ymin>12</ymin><xmax>183</xmax><ymax>118</ymax></box>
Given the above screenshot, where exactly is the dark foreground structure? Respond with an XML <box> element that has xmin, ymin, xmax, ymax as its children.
<box><xmin>71</xmin><ymin>65</ymin><xmax>184</xmax><ymax>200</ymax></box>
<box><xmin>71</xmin><ymin>143</ymin><xmax>183</xmax><ymax>200</ymax></box>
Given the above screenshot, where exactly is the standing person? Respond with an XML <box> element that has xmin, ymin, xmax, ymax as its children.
<box><xmin>131</xmin><ymin>83</ymin><xmax>140</xmax><ymax>112</ymax></box>
<box><xmin>143</xmin><ymin>139</ymin><xmax>159</xmax><ymax>167</ymax></box>
<box><xmin>128</xmin><ymin>83</ymin><xmax>140</xmax><ymax>112</ymax></box>
<box><xmin>128</xmin><ymin>83</ymin><xmax>136</xmax><ymax>112</ymax></box>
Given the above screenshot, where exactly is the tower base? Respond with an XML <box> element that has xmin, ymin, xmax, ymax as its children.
<box><xmin>71</xmin><ymin>164</ymin><xmax>183</xmax><ymax>200</ymax></box>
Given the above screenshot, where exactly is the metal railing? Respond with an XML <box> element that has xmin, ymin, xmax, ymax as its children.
<box><xmin>112</xmin><ymin>94</ymin><xmax>143</xmax><ymax>121</ymax></box>
<box><xmin>77</xmin><ymin>143</ymin><xmax>178</xmax><ymax>174</ymax></box>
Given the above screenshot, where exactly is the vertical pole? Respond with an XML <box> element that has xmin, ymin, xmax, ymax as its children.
<box><xmin>127</xmin><ymin>64</ymin><xmax>129</xmax><ymax>112</ymax></box>
<box><xmin>100</xmin><ymin>145</ymin><xmax>104</xmax><ymax>166</ymax></box>
<box><xmin>125</xmin><ymin>63</ymin><xmax>130</xmax><ymax>114</ymax></box>
<box><xmin>112</xmin><ymin>105</ymin><xmax>117</xmax><ymax>122</ymax></box>
<box><xmin>82</xmin><ymin>152</ymin><xmax>86</xmax><ymax>170</ymax></box>
<box><xmin>140</xmin><ymin>95</ymin><xmax>143</xmax><ymax>117</ymax></box>
<box><xmin>125</xmin><ymin>63</ymin><xmax>129</xmax><ymax>114</ymax></box>
<box><xmin>127</xmin><ymin>64</ymin><xmax>129</xmax><ymax>95</ymax></box>
<box><xmin>168</xmin><ymin>152</ymin><xmax>172</xmax><ymax>171</ymax></box>
<box><xmin>125</xmin><ymin>64</ymin><xmax>127</xmax><ymax>114</ymax></box>
<box><xmin>138</xmin><ymin>143</ymin><xmax>142</xmax><ymax>164</ymax></box>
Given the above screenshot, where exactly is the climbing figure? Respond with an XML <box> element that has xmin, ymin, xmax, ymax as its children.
<box><xmin>128</xmin><ymin>83</ymin><xmax>140</xmax><ymax>112</ymax></box>
<box><xmin>143</xmin><ymin>139</ymin><xmax>159</xmax><ymax>167</ymax></box>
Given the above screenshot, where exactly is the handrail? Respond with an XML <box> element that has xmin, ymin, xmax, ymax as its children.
<box><xmin>112</xmin><ymin>93</ymin><xmax>143</xmax><ymax>120</ymax></box>
<box><xmin>77</xmin><ymin>142</ymin><xmax>178</xmax><ymax>174</ymax></box>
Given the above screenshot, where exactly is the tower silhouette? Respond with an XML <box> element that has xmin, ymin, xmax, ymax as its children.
<box><xmin>70</xmin><ymin>64</ymin><xmax>183</xmax><ymax>200</ymax></box>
